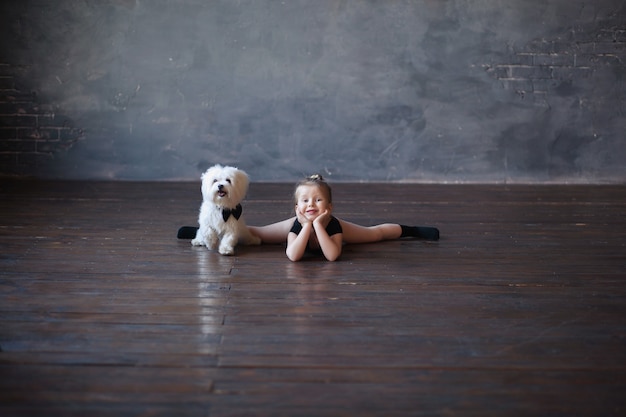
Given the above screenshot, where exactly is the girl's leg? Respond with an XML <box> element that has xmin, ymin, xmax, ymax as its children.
<box><xmin>185</xmin><ymin>217</ymin><xmax>438</xmax><ymax>244</ymax></box>
<box><xmin>339</xmin><ymin>220</ymin><xmax>401</xmax><ymax>244</ymax></box>
<box><xmin>248</xmin><ymin>217</ymin><xmax>295</xmax><ymax>244</ymax></box>
<box><xmin>339</xmin><ymin>220</ymin><xmax>440</xmax><ymax>243</ymax></box>
<box><xmin>248</xmin><ymin>218</ymin><xmax>398</xmax><ymax>245</ymax></box>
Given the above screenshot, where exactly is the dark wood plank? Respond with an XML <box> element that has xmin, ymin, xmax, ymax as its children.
<box><xmin>1</xmin><ymin>180</ymin><xmax>625</xmax><ymax>416</ymax></box>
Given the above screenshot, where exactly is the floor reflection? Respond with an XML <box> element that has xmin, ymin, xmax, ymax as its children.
<box><xmin>194</xmin><ymin>247</ymin><xmax>234</xmax><ymax>354</ymax></box>
<box><xmin>282</xmin><ymin>261</ymin><xmax>351</xmax><ymax>335</ymax></box>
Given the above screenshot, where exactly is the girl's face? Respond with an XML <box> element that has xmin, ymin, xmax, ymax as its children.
<box><xmin>294</xmin><ymin>184</ymin><xmax>332</xmax><ymax>221</ymax></box>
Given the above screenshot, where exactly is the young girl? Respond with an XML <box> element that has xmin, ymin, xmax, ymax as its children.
<box><xmin>177</xmin><ymin>174</ymin><xmax>440</xmax><ymax>261</ymax></box>
<box><xmin>246</xmin><ymin>174</ymin><xmax>439</xmax><ymax>261</ymax></box>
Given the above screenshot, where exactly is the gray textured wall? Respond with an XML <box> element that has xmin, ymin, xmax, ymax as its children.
<box><xmin>0</xmin><ymin>0</ymin><xmax>624</xmax><ymax>182</ymax></box>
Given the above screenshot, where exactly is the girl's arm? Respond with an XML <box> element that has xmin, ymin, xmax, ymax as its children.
<box><xmin>314</xmin><ymin>223</ymin><xmax>342</xmax><ymax>261</ymax></box>
<box><xmin>312</xmin><ymin>211</ymin><xmax>342</xmax><ymax>261</ymax></box>
<box><xmin>286</xmin><ymin>221</ymin><xmax>313</xmax><ymax>262</ymax></box>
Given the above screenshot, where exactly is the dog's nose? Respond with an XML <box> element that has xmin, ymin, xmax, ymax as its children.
<box><xmin>218</xmin><ymin>184</ymin><xmax>224</xmax><ymax>190</ymax></box>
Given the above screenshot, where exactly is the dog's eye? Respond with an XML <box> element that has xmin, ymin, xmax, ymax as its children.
<box><xmin>226</xmin><ymin>179</ymin><xmax>231</xmax><ymax>183</ymax></box>
<box><xmin>212</xmin><ymin>179</ymin><xmax>218</xmax><ymax>183</ymax></box>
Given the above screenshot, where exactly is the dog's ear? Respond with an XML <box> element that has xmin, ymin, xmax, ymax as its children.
<box><xmin>235</xmin><ymin>169</ymin><xmax>250</xmax><ymax>190</ymax></box>
<box><xmin>201</xmin><ymin>167</ymin><xmax>213</xmax><ymax>182</ymax></box>
<box><xmin>203</xmin><ymin>164</ymin><xmax>224</xmax><ymax>180</ymax></box>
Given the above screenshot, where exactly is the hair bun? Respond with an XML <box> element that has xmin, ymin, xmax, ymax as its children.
<box><xmin>295</xmin><ymin>173</ymin><xmax>332</xmax><ymax>203</ymax></box>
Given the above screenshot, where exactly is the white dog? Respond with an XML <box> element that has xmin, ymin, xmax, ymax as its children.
<box><xmin>191</xmin><ymin>165</ymin><xmax>261</xmax><ymax>255</ymax></box>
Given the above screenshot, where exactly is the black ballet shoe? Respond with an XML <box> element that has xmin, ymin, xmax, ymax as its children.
<box><xmin>177</xmin><ymin>226</ymin><xmax>198</xmax><ymax>239</ymax></box>
<box><xmin>400</xmin><ymin>225</ymin><xmax>440</xmax><ymax>241</ymax></box>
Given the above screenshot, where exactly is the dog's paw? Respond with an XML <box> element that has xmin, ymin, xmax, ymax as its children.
<box><xmin>218</xmin><ymin>245</ymin><xmax>235</xmax><ymax>256</ymax></box>
<box><xmin>207</xmin><ymin>238</ymin><xmax>219</xmax><ymax>250</ymax></box>
<box><xmin>191</xmin><ymin>238</ymin><xmax>204</xmax><ymax>246</ymax></box>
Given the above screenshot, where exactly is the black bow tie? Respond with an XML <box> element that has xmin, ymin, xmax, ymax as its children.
<box><xmin>222</xmin><ymin>204</ymin><xmax>243</xmax><ymax>222</ymax></box>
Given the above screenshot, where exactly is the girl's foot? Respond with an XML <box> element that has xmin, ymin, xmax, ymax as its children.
<box><xmin>177</xmin><ymin>226</ymin><xmax>198</xmax><ymax>239</ymax></box>
<box><xmin>400</xmin><ymin>225</ymin><xmax>440</xmax><ymax>241</ymax></box>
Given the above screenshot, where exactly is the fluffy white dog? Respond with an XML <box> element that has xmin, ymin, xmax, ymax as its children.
<box><xmin>191</xmin><ymin>165</ymin><xmax>261</xmax><ymax>255</ymax></box>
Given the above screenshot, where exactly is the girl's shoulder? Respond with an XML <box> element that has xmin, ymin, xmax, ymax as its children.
<box><xmin>327</xmin><ymin>216</ymin><xmax>342</xmax><ymax>236</ymax></box>
<box><xmin>289</xmin><ymin>218</ymin><xmax>302</xmax><ymax>234</ymax></box>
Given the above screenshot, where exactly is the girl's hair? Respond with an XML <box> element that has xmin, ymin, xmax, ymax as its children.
<box><xmin>294</xmin><ymin>174</ymin><xmax>333</xmax><ymax>203</ymax></box>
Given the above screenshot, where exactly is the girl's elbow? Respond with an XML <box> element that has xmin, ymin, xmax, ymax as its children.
<box><xmin>286</xmin><ymin>250</ymin><xmax>302</xmax><ymax>262</ymax></box>
<box><xmin>325</xmin><ymin>251</ymin><xmax>341</xmax><ymax>262</ymax></box>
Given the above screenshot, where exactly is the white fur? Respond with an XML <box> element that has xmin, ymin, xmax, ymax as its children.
<box><xmin>191</xmin><ymin>165</ymin><xmax>261</xmax><ymax>255</ymax></box>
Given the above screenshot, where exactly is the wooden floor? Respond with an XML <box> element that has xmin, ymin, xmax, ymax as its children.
<box><xmin>0</xmin><ymin>180</ymin><xmax>625</xmax><ymax>417</ymax></box>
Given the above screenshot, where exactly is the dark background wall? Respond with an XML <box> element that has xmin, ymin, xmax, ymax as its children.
<box><xmin>0</xmin><ymin>0</ymin><xmax>624</xmax><ymax>182</ymax></box>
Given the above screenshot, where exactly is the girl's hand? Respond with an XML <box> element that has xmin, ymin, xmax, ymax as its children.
<box><xmin>313</xmin><ymin>209</ymin><xmax>331</xmax><ymax>228</ymax></box>
<box><xmin>296</xmin><ymin>210</ymin><xmax>311</xmax><ymax>226</ymax></box>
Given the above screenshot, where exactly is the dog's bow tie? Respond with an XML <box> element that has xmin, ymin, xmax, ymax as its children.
<box><xmin>222</xmin><ymin>204</ymin><xmax>243</xmax><ymax>222</ymax></box>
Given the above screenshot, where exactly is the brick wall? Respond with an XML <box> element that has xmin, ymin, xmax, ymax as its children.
<box><xmin>487</xmin><ymin>27</ymin><xmax>626</xmax><ymax>106</ymax></box>
<box><xmin>0</xmin><ymin>1</ymin><xmax>623</xmax><ymax>182</ymax></box>
<box><xmin>0</xmin><ymin>64</ymin><xmax>84</xmax><ymax>177</ymax></box>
